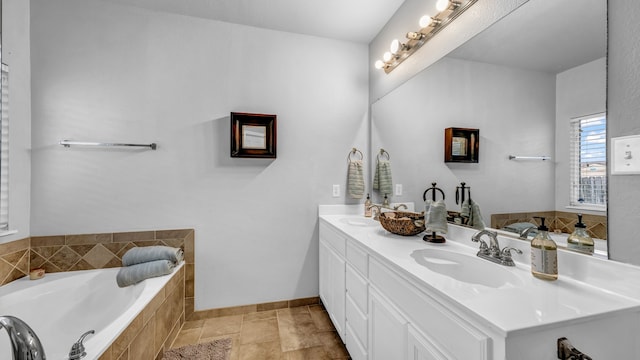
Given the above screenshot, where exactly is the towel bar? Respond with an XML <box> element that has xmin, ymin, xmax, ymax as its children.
<box><xmin>59</xmin><ymin>140</ymin><xmax>157</xmax><ymax>150</ymax></box>
<box><xmin>508</xmin><ymin>155</ymin><xmax>550</xmax><ymax>161</ymax></box>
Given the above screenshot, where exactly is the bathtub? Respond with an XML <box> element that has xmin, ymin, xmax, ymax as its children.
<box><xmin>0</xmin><ymin>264</ymin><xmax>184</xmax><ymax>360</ymax></box>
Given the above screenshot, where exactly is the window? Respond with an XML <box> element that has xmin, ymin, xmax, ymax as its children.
<box><xmin>569</xmin><ymin>113</ymin><xmax>606</xmax><ymax>209</ymax></box>
<box><xmin>0</xmin><ymin>64</ymin><xmax>8</xmax><ymax>230</ymax></box>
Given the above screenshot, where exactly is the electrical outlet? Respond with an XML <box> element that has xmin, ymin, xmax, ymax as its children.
<box><xmin>332</xmin><ymin>184</ymin><xmax>340</xmax><ymax>197</ymax></box>
<box><xmin>395</xmin><ymin>184</ymin><xmax>403</xmax><ymax>196</ymax></box>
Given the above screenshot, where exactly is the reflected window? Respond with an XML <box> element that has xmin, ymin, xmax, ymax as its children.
<box><xmin>569</xmin><ymin>113</ymin><xmax>606</xmax><ymax>209</ymax></box>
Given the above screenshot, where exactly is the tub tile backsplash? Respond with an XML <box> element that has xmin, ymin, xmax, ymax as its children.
<box><xmin>0</xmin><ymin>238</ymin><xmax>29</xmax><ymax>285</ymax></box>
<box><xmin>0</xmin><ymin>229</ymin><xmax>195</xmax><ymax>318</ymax></box>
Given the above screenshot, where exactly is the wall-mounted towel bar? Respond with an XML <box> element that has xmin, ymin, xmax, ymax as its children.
<box><xmin>508</xmin><ymin>155</ymin><xmax>551</xmax><ymax>161</ymax></box>
<box><xmin>59</xmin><ymin>140</ymin><xmax>157</xmax><ymax>150</ymax></box>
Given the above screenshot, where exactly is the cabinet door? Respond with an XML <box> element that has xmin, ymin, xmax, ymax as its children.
<box><xmin>369</xmin><ymin>288</ymin><xmax>407</xmax><ymax>360</ymax></box>
<box><xmin>407</xmin><ymin>325</ymin><xmax>448</xmax><ymax>360</ymax></box>
<box><xmin>319</xmin><ymin>239</ymin><xmax>346</xmax><ymax>341</ymax></box>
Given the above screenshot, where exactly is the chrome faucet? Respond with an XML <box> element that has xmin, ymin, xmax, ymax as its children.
<box><xmin>519</xmin><ymin>226</ymin><xmax>537</xmax><ymax>239</ymax></box>
<box><xmin>471</xmin><ymin>230</ymin><xmax>522</xmax><ymax>266</ymax></box>
<box><xmin>0</xmin><ymin>315</ymin><xmax>46</xmax><ymax>360</ymax></box>
<box><xmin>393</xmin><ymin>204</ymin><xmax>408</xmax><ymax>210</ymax></box>
<box><xmin>69</xmin><ymin>330</ymin><xmax>95</xmax><ymax>360</ymax></box>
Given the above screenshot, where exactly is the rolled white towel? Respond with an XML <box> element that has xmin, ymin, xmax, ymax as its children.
<box><xmin>122</xmin><ymin>245</ymin><xmax>184</xmax><ymax>266</ymax></box>
<box><xmin>116</xmin><ymin>259</ymin><xmax>176</xmax><ymax>287</ymax></box>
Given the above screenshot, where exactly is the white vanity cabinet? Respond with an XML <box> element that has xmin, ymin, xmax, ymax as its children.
<box><xmin>319</xmin><ymin>210</ymin><xmax>640</xmax><ymax>359</ymax></box>
<box><xmin>319</xmin><ymin>221</ymin><xmax>346</xmax><ymax>341</ymax></box>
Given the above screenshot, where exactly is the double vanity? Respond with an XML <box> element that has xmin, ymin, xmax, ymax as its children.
<box><xmin>319</xmin><ymin>205</ymin><xmax>640</xmax><ymax>359</ymax></box>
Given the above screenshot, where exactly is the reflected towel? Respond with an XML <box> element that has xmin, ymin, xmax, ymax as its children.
<box><xmin>424</xmin><ymin>200</ymin><xmax>448</xmax><ymax>234</ymax></box>
<box><xmin>116</xmin><ymin>259</ymin><xmax>175</xmax><ymax>287</ymax></box>
<box><xmin>348</xmin><ymin>160</ymin><xmax>365</xmax><ymax>199</ymax></box>
<box><xmin>373</xmin><ymin>160</ymin><xmax>393</xmax><ymax>197</ymax></box>
<box><xmin>122</xmin><ymin>246</ymin><xmax>184</xmax><ymax>266</ymax></box>
<box><xmin>461</xmin><ymin>198</ymin><xmax>486</xmax><ymax>230</ymax></box>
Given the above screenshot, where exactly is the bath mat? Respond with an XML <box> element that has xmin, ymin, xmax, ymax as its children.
<box><xmin>163</xmin><ymin>338</ymin><xmax>232</xmax><ymax>360</ymax></box>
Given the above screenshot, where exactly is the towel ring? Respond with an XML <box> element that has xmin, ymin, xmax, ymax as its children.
<box><xmin>348</xmin><ymin>148</ymin><xmax>364</xmax><ymax>162</ymax></box>
<box><xmin>377</xmin><ymin>148</ymin><xmax>390</xmax><ymax>161</ymax></box>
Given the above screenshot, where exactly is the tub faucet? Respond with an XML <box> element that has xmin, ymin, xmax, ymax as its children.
<box><xmin>519</xmin><ymin>226</ymin><xmax>537</xmax><ymax>239</ymax></box>
<box><xmin>68</xmin><ymin>330</ymin><xmax>95</xmax><ymax>360</ymax></box>
<box><xmin>0</xmin><ymin>315</ymin><xmax>46</xmax><ymax>360</ymax></box>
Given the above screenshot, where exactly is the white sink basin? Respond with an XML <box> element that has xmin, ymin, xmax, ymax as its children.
<box><xmin>410</xmin><ymin>248</ymin><xmax>524</xmax><ymax>288</ymax></box>
<box><xmin>340</xmin><ymin>216</ymin><xmax>379</xmax><ymax>227</ymax></box>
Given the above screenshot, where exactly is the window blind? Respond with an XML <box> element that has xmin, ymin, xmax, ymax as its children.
<box><xmin>0</xmin><ymin>64</ymin><xmax>9</xmax><ymax>230</ymax></box>
<box><xmin>569</xmin><ymin>113</ymin><xmax>606</xmax><ymax>208</ymax></box>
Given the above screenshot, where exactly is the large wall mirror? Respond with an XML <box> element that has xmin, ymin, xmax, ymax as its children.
<box><xmin>371</xmin><ymin>0</ymin><xmax>607</xmax><ymax>255</ymax></box>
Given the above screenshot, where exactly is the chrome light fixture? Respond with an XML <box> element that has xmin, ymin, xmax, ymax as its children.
<box><xmin>374</xmin><ymin>0</ymin><xmax>477</xmax><ymax>74</ymax></box>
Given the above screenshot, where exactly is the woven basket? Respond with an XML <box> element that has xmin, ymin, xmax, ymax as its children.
<box><xmin>379</xmin><ymin>211</ymin><xmax>425</xmax><ymax>236</ymax></box>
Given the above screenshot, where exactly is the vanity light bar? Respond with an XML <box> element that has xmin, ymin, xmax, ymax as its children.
<box><xmin>374</xmin><ymin>0</ymin><xmax>478</xmax><ymax>74</ymax></box>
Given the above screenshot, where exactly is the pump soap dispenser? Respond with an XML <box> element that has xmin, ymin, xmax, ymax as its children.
<box><xmin>567</xmin><ymin>214</ymin><xmax>594</xmax><ymax>255</ymax></box>
<box><xmin>530</xmin><ymin>216</ymin><xmax>558</xmax><ymax>281</ymax></box>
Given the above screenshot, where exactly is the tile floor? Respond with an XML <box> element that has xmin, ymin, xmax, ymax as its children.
<box><xmin>171</xmin><ymin>305</ymin><xmax>351</xmax><ymax>359</ymax></box>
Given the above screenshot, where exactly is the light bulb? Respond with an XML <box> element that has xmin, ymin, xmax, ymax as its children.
<box><xmin>390</xmin><ymin>39</ymin><xmax>400</xmax><ymax>54</ymax></box>
<box><xmin>383</xmin><ymin>52</ymin><xmax>393</xmax><ymax>62</ymax></box>
<box><xmin>374</xmin><ymin>60</ymin><xmax>385</xmax><ymax>69</ymax></box>
<box><xmin>419</xmin><ymin>15</ymin><xmax>433</xmax><ymax>28</ymax></box>
<box><xmin>436</xmin><ymin>0</ymin><xmax>450</xmax><ymax>12</ymax></box>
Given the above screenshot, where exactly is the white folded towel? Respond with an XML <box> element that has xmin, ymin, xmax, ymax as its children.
<box><xmin>348</xmin><ymin>160</ymin><xmax>365</xmax><ymax>199</ymax></box>
<box><xmin>424</xmin><ymin>200</ymin><xmax>448</xmax><ymax>234</ymax></box>
<box><xmin>461</xmin><ymin>198</ymin><xmax>485</xmax><ymax>230</ymax></box>
<box><xmin>373</xmin><ymin>160</ymin><xmax>393</xmax><ymax>197</ymax></box>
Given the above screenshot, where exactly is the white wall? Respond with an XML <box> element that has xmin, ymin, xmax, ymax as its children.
<box><xmin>29</xmin><ymin>0</ymin><xmax>369</xmax><ymax>310</ymax></box>
<box><xmin>608</xmin><ymin>0</ymin><xmax>640</xmax><ymax>265</ymax></box>
<box><xmin>371</xmin><ymin>57</ymin><xmax>556</xmax><ymax>217</ymax></box>
<box><xmin>554</xmin><ymin>57</ymin><xmax>607</xmax><ymax>214</ymax></box>
<box><xmin>0</xmin><ymin>0</ymin><xmax>30</xmax><ymax>244</ymax></box>
<box><xmin>369</xmin><ymin>0</ymin><xmax>529</xmax><ymax>103</ymax></box>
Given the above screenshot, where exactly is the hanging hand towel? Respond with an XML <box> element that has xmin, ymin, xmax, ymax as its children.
<box><xmin>424</xmin><ymin>200</ymin><xmax>448</xmax><ymax>234</ymax></box>
<box><xmin>373</xmin><ymin>160</ymin><xmax>393</xmax><ymax>197</ymax></box>
<box><xmin>461</xmin><ymin>198</ymin><xmax>486</xmax><ymax>230</ymax></box>
<box><xmin>348</xmin><ymin>160</ymin><xmax>365</xmax><ymax>199</ymax></box>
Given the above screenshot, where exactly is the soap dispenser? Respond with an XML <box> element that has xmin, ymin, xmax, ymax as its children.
<box><xmin>383</xmin><ymin>193</ymin><xmax>390</xmax><ymax>207</ymax></box>
<box><xmin>364</xmin><ymin>194</ymin><xmax>372</xmax><ymax>217</ymax></box>
<box><xmin>530</xmin><ymin>217</ymin><xmax>558</xmax><ymax>281</ymax></box>
<box><xmin>567</xmin><ymin>214</ymin><xmax>594</xmax><ymax>255</ymax></box>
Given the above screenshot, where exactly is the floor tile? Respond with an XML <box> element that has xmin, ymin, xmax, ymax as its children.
<box><xmin>201</xmin><ymin>315</ymin><xmax>243</xmax><ymax>338</ymax></box>
<box><xmin>282</xmin><ymin>345</ymin><xmax>331</xmax><ymax>360</ymax></box>
<box><xmin>277</xmin><ymin>308</ymin><xmax>324</xmax><ymax>351</ymax></box>
<box><xmin>240</xmin><ymin>318</ymin><xmax>280</xmax><ymax>345</ymax></box>
<box><xmin>239</xmin><ymin>340</ymin><xmax>283</xmax><ymax>360</ymax></box>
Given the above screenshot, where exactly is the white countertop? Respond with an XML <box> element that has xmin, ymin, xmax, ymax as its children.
<box><xmin>319</xmin><ymin>205</ymin><xmax>640</xmax><ymax>337</ymax></box>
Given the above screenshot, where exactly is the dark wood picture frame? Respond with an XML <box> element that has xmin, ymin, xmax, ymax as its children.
<box><xmin>230</xmin><ymin>112</ymin><xmax>277</xmax><ymax>158</ymax></box>
<box><xmin>444</xmin><ymin>127</ymin><xmax>479</xmax><ymax>163</ymax></box>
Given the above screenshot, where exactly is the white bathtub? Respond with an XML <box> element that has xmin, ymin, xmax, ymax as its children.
<box><xmin>0</xmin><ymin>264</ymin><xmax>183</xmax><ymax>360</ymax></box>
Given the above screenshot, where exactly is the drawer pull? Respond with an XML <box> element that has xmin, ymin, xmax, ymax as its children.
<box><xmin>557</xmin><ymin>337</ymin><xmax>592</xmax><ymax>360</ymax></box>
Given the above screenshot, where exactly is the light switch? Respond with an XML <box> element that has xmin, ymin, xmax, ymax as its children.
<box><xmin>611</xmin><ymin>135</ymin><xmax>640</xmax><ymax>175</ymax></box>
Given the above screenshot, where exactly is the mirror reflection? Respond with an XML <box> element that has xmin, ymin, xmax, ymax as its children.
<box><xmin>370</xmin><ymin>0</ymin><xmax>607</xmax><ymax>255</ymax></box>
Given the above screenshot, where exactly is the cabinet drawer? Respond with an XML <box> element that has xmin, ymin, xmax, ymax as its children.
<box><xmin>320</xmin><ymin>221</ymin><xmax>346</xmax><ymax>256</ymax></box>
<box><xmin>346</xmin><ymin>294</ymin><xmax>367</xmax><ymax>348</ymax></box>
<box><xmin>346</xmin><ymin>322</ymin><xmax>367</xmax><ymax>360</ymax></box>
<box><xmin>369</xmin><ymin>258</ymin><xmax>489</xmax><ymax>360</ymax></box>
<box><xmin>346</xmin><ymin>240</ymin><xmax>368</xmax><ymax>276</ymax></box>
<box><xmin>346</xmin><ymin>264</ymin><xmax>368</xmax><ymax>312</ymax></box>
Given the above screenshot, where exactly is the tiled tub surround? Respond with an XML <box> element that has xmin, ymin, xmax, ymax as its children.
<box><xmin>491</xmin><ymin>210</ymin><xmax>607</xmax><ymax>240</ymax></box>
<box><xmin>0</xmin><ymin>265</ymin><xmax>185</xmax><ymax>360</ymax></box>
<box><xmin>0</xmin><ymin>229</ymin><xmax>195</xmax><ymax>317</ymax></box>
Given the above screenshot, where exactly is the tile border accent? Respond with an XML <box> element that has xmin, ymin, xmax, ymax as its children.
<box><xmin>0</xmin><ymin>229</ymin><xmax>195</xmax><ymax>319</ymax></box>
<box><xmin>189</xmin><ymin>296</ymin><xmax>321</xmax><ymax>321</ymax></box>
